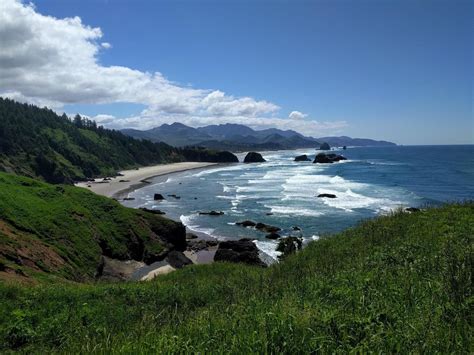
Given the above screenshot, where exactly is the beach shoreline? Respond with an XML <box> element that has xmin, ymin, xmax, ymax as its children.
<box><xmin>76</xmin><ymin>162</ymin><xmax>223</xmax><ymax>269</ymax></box>
<box><xmin>75</xmin><ymin>162</ymin><xmax>219</xmax><ymax>199</ymax></box>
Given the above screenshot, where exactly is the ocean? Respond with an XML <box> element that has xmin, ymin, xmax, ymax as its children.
<box><xmin>124</xmin><ymin>145</ymin><xmax>474</xmax><ymax>260</ymax></box>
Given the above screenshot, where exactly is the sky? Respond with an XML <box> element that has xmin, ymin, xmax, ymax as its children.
<box><xmin>0</xmin><ymin>0</ymin><xmax>472</xmax><ymax>144</ymax></box>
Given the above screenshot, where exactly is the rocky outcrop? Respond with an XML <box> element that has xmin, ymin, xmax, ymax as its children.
<box><xmin>214</xmin><ymin>151</ymin><xmax>240</xmax><ymax>163</ymax></box>
<box><xmin>214</xmin><ymin>239</ymin><xmax>266</xmax><ymax>267</ymax></box>
<box><xmin>95</xmin><ymin>256</ymin><xmax>145</xmax><ymax>281</ymax></box>
<box><xmin>405</xmin><ymin>207</ymin><xmax>421</xmax><ymax>213</ymax></box>
<box><xmin>165</xmin><ymin>250</ymin><xmax>193</xmax><ymax>269</ymax></box>
<box><xmin>265</xmin><ymin>233</ymin><xmax>281</xmax><ymax>240</ymax></box>
<box><xmin>319</xmin><ymin>142</ymin><xmax>331</xmax><ymax>150</ymax></box>
<box><xmin>255</xmin><ymin>222</ymin><xmax>281</xmax><ymax>233</ymax></box>
<box><xmin>180</xmin><ymin>148</ymin><xmax>239</xmax><ymax>163</ymax></box>
<box><xmin>142</xmin><ymin>220</ymin><xmax>187</xmax><ymax>264</ymax></box>
<box><xmin>186</xmin><ymin>233</ymin><xmax>199</xmax><ymax>240</ymax></box>
<box><xmin>187</xmin><ymin>239</ymin><xmax>219</xmax><ymax>252</ymax></box>
<box><xmin>277</xmin><ymin>237</ymin><xmax>303</xmax><ymax>259</ymax></box>
<box><xmin>199</xmin><ymin>211</ymin><xmax>224</xmax><ymax>216</ymax></box>
<box><xmin>139</xmin><ymin>207</ymin><xmax>166</xmax><ymax>215</ymax></box>
<box><xmin>154</xmin><ymin>193</ymin><xmax>165</xmax><ymax>200</ymax></box>
<box><xmin>236</xmin><ymin>220</ymin><xmax>257</xmax><ymax>228</ymax></box>
<box><xmin>317</xmin><ymin>193</ymin><xmax>337</xmax><ymax>198</ymax></box>
<box><xmin>294</xmin><ymin>154</ymin><xmax>311</xmax><ymax>162</ymax></box>
<box><xmin>243</xmin><ymin>152</ymin><xmax>266</xmax><ymax>163</ymax></box>
<box><xmin>236</xmin><ymin>220</ymin><xmax>280</xmax><ymax>233</ymax></box>
<box><xmin>313</xmin><ymin>153</ymin><xmax>347</xmax><ymax>164</ymax></box>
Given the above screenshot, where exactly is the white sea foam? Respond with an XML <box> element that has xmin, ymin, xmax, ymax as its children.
<box><xmin>318</xmin><ymin>188</ymin><xmax>403</xmax><ymax>212</ymax></box>
<box><xmin>265</xmin><ymin>205</ymin><xmax>324</xmax><ymax>217</ymax></box>
<box><xmin>193</xmin><ymin>165</ymin><xmax>245</xmax><ymax>177</ymax></box>
<box><xmin>253</xmin><ymin>239</ymin><xmax>281</xmax><ymax>262</ymax></box>
<box><xmin>180</xmin><ymin>214</ymin><xmax>217</xmax><ymax>236</ymax></box>
<box><xmin>236</xmin><ymin>185</ymin><xmax>279</xmax><ymax>193</ymax></box>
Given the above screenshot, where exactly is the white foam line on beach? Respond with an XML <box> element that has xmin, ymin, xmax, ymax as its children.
<box><xmin>180</xmin><ymin>214</ymin><xmax>217</xmax><ymax>237</ymax></box>
<box><xmin>192</xmin><ymin>164</ymin><xmax>246</xmax><ymax>177</ymax></box>
<box><xmin>265</xmin><ymin>205</ymin><xmax>324</xmax><ymax>217</ymax></box>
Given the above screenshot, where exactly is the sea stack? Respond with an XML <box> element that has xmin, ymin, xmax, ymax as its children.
<box><xmin>313</xmin><ymin>153</ymin><xmax>347</xmax><ymax>164</ymax></box>
<box><xmin>294</xmin><ymin>154</ymin><xmax>311</xmax><ymax>162</ymax></box>
<box><xmin>243</xmin><ymin>152</ymin><xmax>266</xmax><ymax>163</ymax></box>
<box><xmin>319</xmin><ymin>142</ymin><xmax>331</xmax><ymax>150</ymax></box>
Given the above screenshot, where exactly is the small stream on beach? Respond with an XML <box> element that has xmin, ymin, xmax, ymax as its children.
<box><xmin>123</xmin><ymin>145</ymin><xmax>474</xmax><ymax>260</ymax></box>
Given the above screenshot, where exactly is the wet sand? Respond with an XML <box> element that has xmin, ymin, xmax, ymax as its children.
<box><xmin>75</xmin><ymin>162</ymin><xmax>217</xmax><ymax>199</ymax></box>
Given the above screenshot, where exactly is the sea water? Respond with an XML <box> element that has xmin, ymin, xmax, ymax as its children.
<box><xmin>124</xmin><ymin>145</ymin><xmax>474</xmax><ymax>260</ymax></box>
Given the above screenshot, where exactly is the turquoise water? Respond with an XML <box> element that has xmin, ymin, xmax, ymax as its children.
<box><xmin>125</xmin><ymin>145</ymin><xmax>474</xmax><ymax>259</ymax></box>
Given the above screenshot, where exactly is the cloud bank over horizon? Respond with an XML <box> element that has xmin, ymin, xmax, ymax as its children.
<box><xmin>0</xmin><ymin>0</ymin><xmax>347</xmax><ymax>136</ymax></box>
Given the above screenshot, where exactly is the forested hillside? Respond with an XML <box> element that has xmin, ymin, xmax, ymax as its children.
<box><xmin>0</xmin><ymin>98</ymin><xmax>237</xmax><ymax>184</ymax></box>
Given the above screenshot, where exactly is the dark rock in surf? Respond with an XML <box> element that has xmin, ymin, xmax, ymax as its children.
<box><xmin>277</xmin><ymin>236</ymin><xmax>303</xmax><ymax>259</ymax></box>
<box><xmin>243</xmin><ymin>152</ymin><xmax>266</xmax><ymax>163</ymax></box>
<box><xmin>167</xmin><ymin>194</ymin><xmax>181</xmax><ymax>199</ymax></box>
<box><xmin>313</xmin><ymin>153</ymin><xmax>347</xmax><ymax>164</ymax></box>
<box><xmin>236</xmin><ymin>220</ymin><xmax>257</xmax><ymax>228</ymax></box>
<box><xmin>265</xmin><ymin>232</ymin><xmax>281</xmax><ymax>240</ymax></box>
<box><xmin>214</xmin><ymin>239</ymin><xmax>266</xmax><ymax>267</ymax></box>
<box><xmin>154</xmin><ymin>193</ymin><xmax>165</xmax><ymax>200</ymax></box>
<box><xmin>199</xmin><ymin>210</ymin><xmax>224</xmax><ymax>216</ymax></box>
<box><xmin>294</xmin><ymin>154</ymin><xmax>311</xmax><ymax>162</ymax></box>
<box><xmin>317</xmin><ymin>193</ymin><xmax>337</xmax><ymax>198</ymax></box>
<box><xmin>255</xmin><ymin>222</ymin><xmax>281</xmax><ymax>233</ymax></box>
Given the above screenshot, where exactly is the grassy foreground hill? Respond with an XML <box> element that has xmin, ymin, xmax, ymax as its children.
<box><xmin>0</xmin><ymin>172</ymin><xmax>185</xmax><ymax>282</ymax></box>
<box><xmin>0</xmin><ymin>98</ymin><xmax>238</xmax><ymax>184</ymax></box>
<box><xmin>0</xmin><ymin>199</ymin><xmax>472</xmax><ymax>352</ymax></box>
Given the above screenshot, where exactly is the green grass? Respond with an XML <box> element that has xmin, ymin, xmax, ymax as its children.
<box><xmin>0</xmin><ymin>202</ymin><xmax>472</xmax><ymax>352</ymax></box>
<box><xmin>0</xmin><ymin>172</ymin><xmax>184</xmax><ymax>281</ymax></box>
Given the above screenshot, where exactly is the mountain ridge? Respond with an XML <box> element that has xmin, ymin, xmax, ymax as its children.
<box><xmin>0</xmin><ymin>98</ymin><xmax>238</xmax><ymax>184</ymax></box>
<box><xmin>122</xmin><ymin>123</ymin><xmax>396</xmax><ymax>150</ymax></box>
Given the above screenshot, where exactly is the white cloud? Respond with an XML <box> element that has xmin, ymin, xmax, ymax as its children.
<box><xmin>0</xmin><ymin>0</ymin><xmax>347</xmax><ymax>137</ymax></box>
<box><xmin>288</xmin><ymin>111</ymin><xmax>307</xmax><ymax>120</ymax></box>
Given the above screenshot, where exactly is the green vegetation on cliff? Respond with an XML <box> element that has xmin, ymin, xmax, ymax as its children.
<box><xmin>0</xmin><ymin>98</ymin><xmax>238</xmax><ymax>184</ymax></box>
<box><xmin>0</xmin><ymin>202</ymin><xmax>472</xmax><ymax>352</ymax></box>
<box><xmin>0</xmin><ymin>172</ymin><xmax>185</xmax><ymax>282</ymax></box>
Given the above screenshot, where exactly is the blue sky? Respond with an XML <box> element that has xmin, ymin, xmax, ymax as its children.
<box><xmin>1</xmin><ymin>0</ymin><xmax>472</xmax><ymax>144</ymax></box>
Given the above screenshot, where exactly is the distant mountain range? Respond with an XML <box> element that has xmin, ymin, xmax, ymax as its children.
<box><xmin>0</xmin><ymin>98</ymin><xmax>238</xmax><ymax>184</ymax></box>
<box><xmin>122</xmin><ymin>123</ymin><xmax>396</xmax><ymax>151</ymax></box>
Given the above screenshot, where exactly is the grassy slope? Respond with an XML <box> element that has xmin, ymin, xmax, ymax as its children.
<box><xmin>0</xmin><ymin>172</ymin><xmax>184</xmax><ymax>281</ymax></box>
<box><xmin>0</xmin><ymin>203</ymin><xmax>472</xmax><ymax>352</ymax></box>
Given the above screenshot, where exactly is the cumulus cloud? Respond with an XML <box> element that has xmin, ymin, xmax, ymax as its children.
<box><xmin>288</xmin><ymin>111</ymin><xmax>307</xmax><ymax>120</ymax></box>
<box><xmin>0</xmin><ymin>0</ymin><xmax>347</xmax><ymax>137</ymax></box>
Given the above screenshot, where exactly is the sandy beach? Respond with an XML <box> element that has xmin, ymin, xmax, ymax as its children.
<box><xmin>75</xmin><ymin>162</ymin><xmax>217</xmax><ymax>199</ymax></box>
